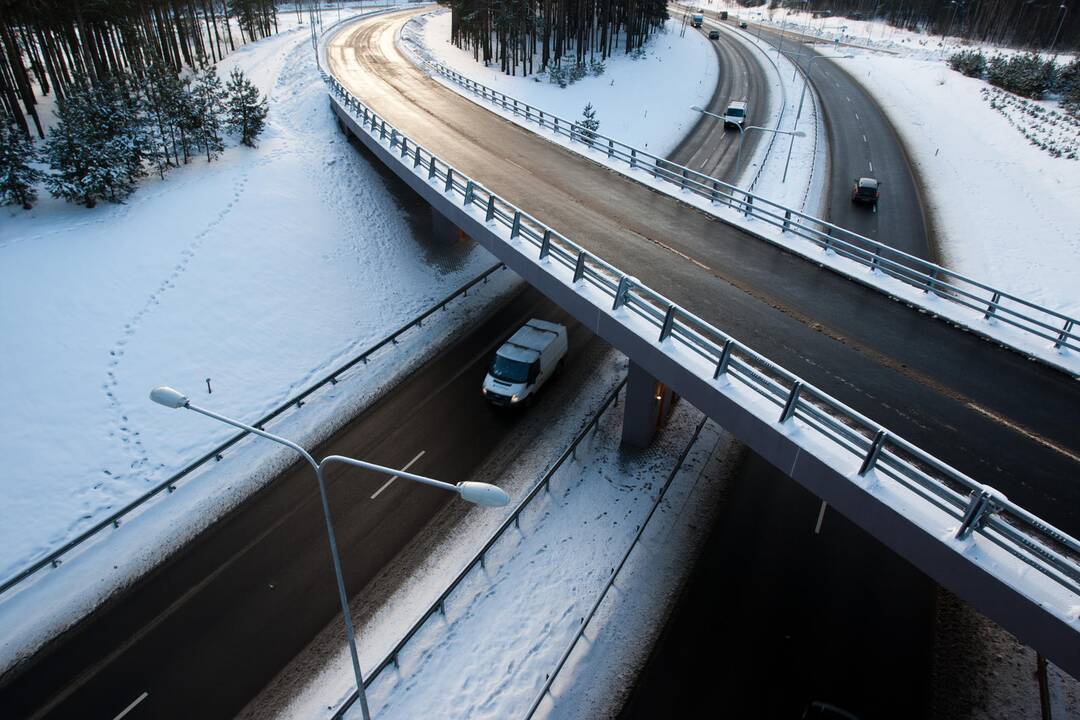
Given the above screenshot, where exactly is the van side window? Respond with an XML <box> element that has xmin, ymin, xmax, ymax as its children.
<box><xmin>529</xmin><ymin>361</ymin><xmax>540</xmax><ymax>383</ymax></box>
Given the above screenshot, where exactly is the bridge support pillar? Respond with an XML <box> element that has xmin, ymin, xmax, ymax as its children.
<box><xmin>622</xmin><ymin>359</ymin><xmax>676</xmax><ymax>448</ymax></box>
<box><xmin>431</xmin><ymin>207</ymin><xmax>467</xmax><ymax>245</ymax></box>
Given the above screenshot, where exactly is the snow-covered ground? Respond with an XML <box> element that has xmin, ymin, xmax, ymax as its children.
<box><xmin>239</xmin><ymin>350</ymin><xmax>734</xmax><ymax>719</ymax></box>
<box><xmin>0</xmin><ymin>4</ymin><xmax>517</xmax><ymax>667</ymax></box>
<box><xmin>402</xmin><ymin>9</ymin><xmax>718</xmax><ymax>158</ymax></box>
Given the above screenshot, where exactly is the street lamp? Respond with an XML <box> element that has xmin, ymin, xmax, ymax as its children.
<box><xmin>782</xmin><ymin>51</ymin><xmax>854</xmax><ymax>127</ymax></box>
<box><xmin>689</xmin><ymin>106</ymin><xmax>806</xmax><ymax>179</ymax></box>
<box><xmin>149</xmin><ymin>386</ymin><xmax>509</xmax><ymax>720</ymax></box>
<box><xmin>1050</xmin><ymin>4</ymin><xmax>1068</xmax><ymax>56</ymax></box>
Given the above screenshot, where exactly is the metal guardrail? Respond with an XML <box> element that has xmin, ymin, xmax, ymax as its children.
<box><xmin>332</xmin><ymin>379</ymin><xmax>628</xmax><ymax>719</ymax></box>
<box><xmin>524</xmin><ymin>414</ymin><xmax>709</xmax><ymax>719</ymax></box>
<box><xmin>325</xmin><ymin>72</ymin><xmax>1080</xmax><ymax>609</ymax></box>
<box><xmin>0</xmin><ymin>263</ymin><xmax>507</xmax><ymax>601</ymax></box>
<box><xmin>422</xmin><ymin>60</ymin><xmax>1080</xmax><ymax>358</ymax></box>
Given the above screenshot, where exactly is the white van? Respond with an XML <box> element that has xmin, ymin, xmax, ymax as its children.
<box><xmin>482</xmin><ymin>319</ymin><xmax>568</xmax><ymax>406</ymax></box>
<box><xmin>723</xmin><ymin>100</ymin><xmax>748</xmax><ymax>128</ymax></box>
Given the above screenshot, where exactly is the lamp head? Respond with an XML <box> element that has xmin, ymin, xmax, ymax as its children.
<box><xmin>150</xmin><ymin>386</ymin><xmax>189</xmax><ymax>409</ymax></box>
<box><xmin>690</xmin><ymin>105</ymin><xmax>704</xmax><ymax>112</ymax></box>
<box><xmin>457</xmin><ymin>481</ymin><xmax>510</xmax><ymax>507</ymax></box>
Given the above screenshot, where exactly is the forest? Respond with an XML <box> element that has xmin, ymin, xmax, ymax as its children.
<box><xmin>0</xmin><ymin>0</ymin><xmax>285</xmax><ymax>138</ymax></box>
<box><xmin>750</xmin><ymin>0</ymin><xmax>1076</xmax><ymax>52</ymax></box>
<box><xmin>444</xmin><ymin>0</ymin><xmax>670</xmax><ymax>76</ymax></box>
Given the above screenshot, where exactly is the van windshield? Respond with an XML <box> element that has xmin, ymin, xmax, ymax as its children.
<box><xmin>727</xmin><ymin>108</ymin><xmax>745</xmax><ymax>117</ymax></box>
<box><xmin>490</xmin><ymin>355</ymin><xmax>533</xmax><ymax>383</ymax></box>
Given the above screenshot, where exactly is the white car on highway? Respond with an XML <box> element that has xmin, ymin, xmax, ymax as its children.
<box><xmin>482</xmin><ymin>319</ymin><xmax>568</xmax><ymax>406</ymax></box>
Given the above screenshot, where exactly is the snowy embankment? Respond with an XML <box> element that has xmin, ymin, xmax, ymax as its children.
<box><xmin>0</xmin><ymin>5</ymin><xmax>515</xmax><ymax>669</ymax></box>
<box><xmin>239</xmin><ymin>351</ymin><xmax>733</xmax><ymax>719</ymax></box>
<box><xmin>402</xmin><ymin>10</ymin><xmax>718</xmax><ymax>158</ymax></box>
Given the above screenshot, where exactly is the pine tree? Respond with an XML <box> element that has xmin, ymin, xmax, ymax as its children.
<box><xmin>43</xmin><ymin>81</ymin><xmax>147</xmax><ymax>208</ymax></box>
<box><xmin>225</xmin><ymin>68</ymin><xmax>269</xmax><ymax>147</ymax></box>
<box><xmin>580</xmin><ymin>102</ymin><xmax>600</xmax><ymax>144</ymax></box>
<box><xmin>191</xmin><ymin>66</ymin><xmax>227</xmax><ymax>162</ymax></box>
<box><xmin>0</xmin><ymin>123</ymin><xmax>42</xmax><ymax>209</ymax></box>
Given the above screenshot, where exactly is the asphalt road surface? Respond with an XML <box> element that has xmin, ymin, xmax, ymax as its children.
<box><xmin>327</xmin><ymin>9</ymin><xmax>1080</xmax><ymax>539</ymax></box>
<box><xmin>620</xmin><ymin>451</ymin><xmax>935</xmax><ymax>719</ymax></box>
<box><xmin>747</xmin><ymin>18</ymin><xmax>933</xmax><ymax>260</ymax></box>
<box><xmin>0</xmin><ymin>285</ymin><xmax>608</xmax><ymax>719</ymax></box>
<box><xmin>667</xmin><ymin>22</ymin><xmax>767</xmax><ymax>183</ymax></box>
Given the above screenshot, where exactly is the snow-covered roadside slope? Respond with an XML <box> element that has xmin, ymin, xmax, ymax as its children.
<box><xmin>403</xmin><ymin>9</ymin><xmax>718</xmax><ymax>158</ymax></box>
<box><xmin>836</xmin><ymin>52</ymin><xmax>1080</xmax><ymax>315</ymax></box>
<box><xmin>0</xmin><ymin>9</ymin><xmax>496</xmax><ymax>586</ymax></box>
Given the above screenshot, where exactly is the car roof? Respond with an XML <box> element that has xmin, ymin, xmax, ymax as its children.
<box><xmin>498</xmin><ymin>319</ymin><xmax>562</xmax><ymax>359</ymax></box>
<box><xmin>727</xmin><ymin>101</ymin><xmax>748</xmax><ymax>109</ymax></box>
<box><xmin>857</xmin><ymin>177</ymin><xmax>878</xmax><ymax>188</ymax></box>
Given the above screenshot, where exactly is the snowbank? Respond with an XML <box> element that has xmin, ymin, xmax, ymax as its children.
<box><xmin>0</xmin><ymin>7</ymin><xmax>496</xmax><ymax>599</ymax></box>
<box><xmin>402</xmin><ymin>9</ymin><xmax>718</xmax><ymax>158</ymax></box>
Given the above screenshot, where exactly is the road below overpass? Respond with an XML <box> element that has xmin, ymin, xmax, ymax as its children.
<box><xmin>0</xmin><ymin>285</ymin><xmax>608</xmax><ymax>720</ymax></box>
<box><xmin>327</xmin><ymin>9</ymin><xmax>1080</xmax><ymax>540</ymax></box>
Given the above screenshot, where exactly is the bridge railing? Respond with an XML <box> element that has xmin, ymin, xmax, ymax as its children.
<box><xmin>325</xmin><ymin>73</ymin><xmax>1080</xmax><ymax>607</ymax></box>
<box><xmin>423</xmin><ymin>61</ymin><xmax>1080</xmax><ymax>359</ymax></box>
<box><xmin>0</xmin><ymin>262</ymin><xmax>507</xmax><ymax>602</ymax></box>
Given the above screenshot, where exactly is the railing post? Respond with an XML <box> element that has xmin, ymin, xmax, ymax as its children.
<box><xmin>984</xmin><ymin>291</ymin><xmax>1002</xmax><ymax>320</ymax></box>
<box><xmin>654</xmin><ymin>159</ymin><xmax>663</xmax><ymax>179</ymax></box>
<box><xmin>956</xmin><ymin>488</ymin><xmax>999</xmax><ymax>540</ymax></box>
<box><xmin>573</xmin><ymin>251</ymin><xmax>587</xmax><ymax>282</ymax></box>
<box><xmin>414</xmin><ymin>146</ymin><xmax>422</xmax><ymax>168</ymax></box>
<box><xmin>380</xmin><ymin>119</ymin><xmax>387</xmax><ymax>141</ymax></box>
<box><xmin>713</xmin><ymin>339</ymin><xmax>735</xmax><ymax>378</ymax></box>
<box><xmin>464</xmin><ymin>181</ymin><xmax>475</xmax><ymax>206</ymax></box>
<box><xmin>924</xmin><ymin>267</ymin><xmax>938</xmax><ymax>294</ymax></box>
<box><xmin>858</xmin><ymin>429</ymin><xmax>888</xmax><ymax>476</ymax></box>
<box><xmin>782</xmin><ymin>209</ymin><xmax>792</xmax><ymax>233</ymax></box>
<box><xmin>540</xmin><ymin>229</ymin><xmax>552</xmax><ymax>259</ymax></box>
<box><xmin>871</xmin><ymin>245</ymin><xmax>883</xmax><ymax>271</ymax></box>
<box><xmin>659</xmin><ymin>305</ymin><xmax>677</xmax><ymax>342</ymax></box>
<box><xmin>681</xmin><ymin>167</ymin><xmax>689</xmax><ymax>190</ymax></box>
<box><xmin>1055</xmin><ymin>320</ymin><xmax>1075</xmax><ymax>350</ymax></box>
<box><xmin>485</xmin><ymin>194</ymin><xmax>496</xmax><ymax>222</ymax></box>
<box><xmin>779</xmin><ymin>381</ymin><xmax>803</xmax><ymax>423</ymax></box>
<box><xmin>444</xmin><ymin>167</ymin><xmax>454</xmax><ymax>193</ymax></box>
<box><xmin>823</xmin><ymin>226</ymin><xmax>833</xmax><ymax>252</ymax></box>
<box><xmin>428</xmin><ymin>157</ymin><xmax>438</xmax><ymax>180</ymax></box>
<box><xmin>711</xmin><ymin>181</ymin><xmax>722</xmax><ymax>203</ymax></box>
<box><xmin>554</xmin><ymin>117</ymin><xmax>559</xmax><ymax>135</ymax></box>
<box><xmin>389</xmin><ymin>128</ymin><xmax>397</xmax><ymax>149</ymax></box>
<box><xmin>613</xmin><ymin>276</ymin><xmax>632</xmax><ymax>310</ymax></box>
<box><xmin>743</xmin><ymin>192</ymin><xmax>754</xmax><ymax>218</ymax></box>
<box><xmin>510</xmin><ymin>211</ymin><xmax>521</xmax><ymax>238</ymax></box>
<box><xmin>539</xmin><ymin>110</ymin><xmax>545</xmax><ymax>129</ymax></box>
<box><xmin>608</xmin><ymin>139</ymin><xmax>614</xmax><ymax>158</ymax></box>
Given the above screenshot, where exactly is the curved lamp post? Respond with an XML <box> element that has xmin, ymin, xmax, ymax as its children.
<box><xmin>150</xmin><ymin>386</ymin><xmax>509</xmax><ymax>720</ymax></box>
<box><xmin>690</xmin><ymin>106</ymin><xmax>806</xmax><ymax>179</ymax></box>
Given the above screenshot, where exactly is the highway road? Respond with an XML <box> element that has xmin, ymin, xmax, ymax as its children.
<box><xmin>0</xmin><ymin>285</ymin><xmax>608</xmax><ymax>719</ymax></box>
<box><xmin>752</xmin><ymin>21</ymin><xmax>933</xmax><ymax>261</ymax></box>
<box><xmin>327</xmin><ymin>9</ymin><xmax>1080</xmax><ymax>539</ymax></box>
<box><xmin>667</xmin><ymin>22</ymin><xmax>767</xmax><ymax>183</ymax></box>
<box><xmin>620</xmin><ymin>452</ymin><xmax>935</xmax><ymax>719</ymax></box>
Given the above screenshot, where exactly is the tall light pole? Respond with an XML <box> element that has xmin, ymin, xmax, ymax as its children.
<box><xmin>149</xmin><ymin>386</ymin><xmax>509</xmax><ymax>720</ymax></box>
<box><xmin>690</xmin><ymin>106</ymin><xmax>806</xmax><ymax>179</ymax></box>
<box><xmin>783</xmin><ymin>51</ymin><xmax>854</xmax><ymax>129</ymax></box>
<box><xmin>1050</xmin><ymin>4</ymin><xmax>1068</xmax><ymax>56</ymax></box>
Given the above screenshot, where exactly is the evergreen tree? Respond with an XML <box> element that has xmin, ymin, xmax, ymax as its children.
<box><xmin>43</xmin><ymin>81</ymin><xmax>147</xmax><ymax>208</ymax></box>
<box><xmin>191</xmin><ymin>66</ymin><xmax>227</xmax><ymax>162</ymax></box>
<box><xmin>0</xmin><ymin>123</ymin><xmax>42</xmax><ymax>209</ymax></box>
<box><xmin>225</xmin><ymin>68</ymin><xmax>269</xmax><ymax>147</ymax></box>
<box><xmin>579</xmin><ymin>102</ymin><xmax>600</xmax><ymax>144</ymax></box>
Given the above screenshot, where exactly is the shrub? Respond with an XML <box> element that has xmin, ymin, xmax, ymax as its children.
<box><xmin>987</xmin><ymin>52</ymin><xmax>1056</xmax><ymax>99</ymax></box>
<box><xmin>948</xmin><ymin>49</ymin><xmax>986</xmax><ymax>78</ymax></box>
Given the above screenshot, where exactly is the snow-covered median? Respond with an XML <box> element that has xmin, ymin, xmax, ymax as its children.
<box><xmin>402</xmin><ymin>9</ymin><xmax>718</xmax><ymax>157</ymax></box>
<box><xmin>0</xmin><ymin>4</ymin><xmax>506</xmax><ymax>657</ymax></box>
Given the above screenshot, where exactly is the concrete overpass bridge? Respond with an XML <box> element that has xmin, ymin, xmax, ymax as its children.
<box><xmin>323</xmin><ymin>8</ymin><xmax>1080</xmax><ymax>683</ymax></box>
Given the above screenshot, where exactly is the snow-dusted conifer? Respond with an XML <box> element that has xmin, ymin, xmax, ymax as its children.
<box><xmin>580</xmin><ymin>102</ymin><xmax>600</xmax><ymax>144</ymax></box>
<box><xmin>191</xmin><ymin>66</ymin><xmax>227</xmax><ymax>162</ymax></box>
<box><xmin>44</xmin><ymin>81</ymin><xmax>147</xmax><ymax>208</ymax></box>
<box><xmin>0</xmin><ymin>123</ymin><xmax>42</xmax><ymax>209</ymax></box>
<box><xmin>225</xmin><ymin>68</ymin><xmax>269</xmax><ymax>147</ymax></box>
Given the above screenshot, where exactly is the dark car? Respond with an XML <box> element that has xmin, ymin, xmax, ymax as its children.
<box><xmin>739</xmin><ymin>20</ymin><xmax>748</xmax><ymax>28</ymax></box>
<box><xmin>851</xmin><ymin>177</ymin><xmax>880</xmax><ymax>207</ymax></box>
<box><xmin>709</xmin><ymin>29</ymin><xmax>720</xmax><ymax>39</ymax></box>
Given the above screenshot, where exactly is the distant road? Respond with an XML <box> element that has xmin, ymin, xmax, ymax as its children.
<box><xmin>0</xmin><ymin>286</ymin><xmax>608</xmax><ymax>719</ymax></box>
